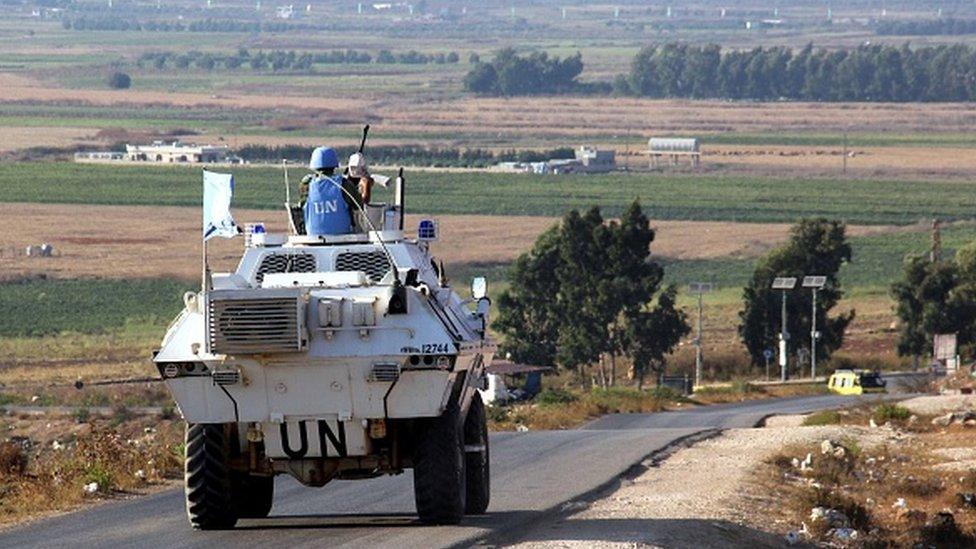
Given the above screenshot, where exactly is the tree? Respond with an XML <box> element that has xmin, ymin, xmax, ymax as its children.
<box><xmin>893</xmin><ymin>243</ymin><xmax>976</xmax><ymax>367</ymax></box>
<box><xmin>494</xmin><ymin>226</ymin><xmax>563</xmax><ymax>368</ymax></box>
<box><xmin>738</xmin><ymin>219</ymin><xmax>855</xmax><ymax>369</ymax></box>
<box><xmin>627</xmin><ymin>286</ymin><xmax>689</xmax><ymax>388</ymax></box>
<box><xmin>107</xmin><ymin>72</ymin><xmax>131</xmax><ymax>89</ymax></box>
<box><xmin>463</xmin><ymin>49</ymin><xmax>583</xmax><ymax>96</ymax></box>
<box><xmin>462</xmin><ymin>62</ymin><xmax>498</xmax><ymax>94</ymax></box>
<box><xmin>554</xmin><ymin>208</ymin><xmax>610</xmax><ymax>380</ymax></box>
<box><xmin>496</xmin><ymin>201</ymin><xmax>688</xmax><ymax>388</ymax></box>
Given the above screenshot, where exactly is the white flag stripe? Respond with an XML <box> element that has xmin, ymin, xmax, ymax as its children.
<box><xmin>203</xmin><ymin>171</ymin><xmax>238</xmax><ymax>241</ymax></box>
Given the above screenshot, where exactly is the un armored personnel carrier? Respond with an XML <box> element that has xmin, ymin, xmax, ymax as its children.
<box><xmin>153</xmin><ymin>169</ymin><xmax>495</xmax><ymax>529</ymax></box>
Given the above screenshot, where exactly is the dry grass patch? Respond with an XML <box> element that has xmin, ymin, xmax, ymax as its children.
<box><xmin>487</xmin><ymin>386</ymin><xmax>681</xmax><ymax>431</ymax></box>
<box><xmin>0</xmin><ymin>126</ymin><xmax>97</xmax><ymax>152</ymax></box>
<box><xmin>0</xmin><ymin>413</ymin><xmax>183</xmax><ymax>527</ymax></box>
<box><xmin>0</xmin><ymin>202</ymin><xmax>918</xmax><ymax>282</ymax></box>
<box><xmin>756</xmin><ymin>403</ymin><xmax>976</xmax><ymax>546</ymax></box>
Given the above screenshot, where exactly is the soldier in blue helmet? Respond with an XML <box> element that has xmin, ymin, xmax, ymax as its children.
<box><xmin>299</xmin><ymin>147</ymin><xmax>366</xmax><ymax>235</ymax></box>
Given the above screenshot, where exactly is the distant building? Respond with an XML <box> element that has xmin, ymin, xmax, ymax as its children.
<box><xmin>125</xmin><ymin>141</ymin><xmax>233</xmax><ymax>163</ymax></box>
<box><xmin>75</xmin><ymin>141</ymin><xmax>243</xmax><ymax>164</ymax></box>
<box><xmin>574</xmin><ymin>146</ymin><xmax>615</xmax><ymax>172</ymax></box>
<box><xmin>494</xmin><ymin>145</ymin><xmax>616</xmax><ymax>175</ymax></box>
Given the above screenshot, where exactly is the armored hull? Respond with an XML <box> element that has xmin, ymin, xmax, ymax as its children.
<box><xmin>154</xmin><ymin>228</ymin><xmax>494</xmax><ymax>526</ymax></box>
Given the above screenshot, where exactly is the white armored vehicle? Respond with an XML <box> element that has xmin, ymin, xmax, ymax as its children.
<box><xmin>153</xmin><ymin>161</ymin><xmax>495</xmax><ymax>529</ymax></box>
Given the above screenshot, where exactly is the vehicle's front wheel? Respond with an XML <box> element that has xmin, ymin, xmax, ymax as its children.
<box><xmin>233</xmin><ymin>473</ymin><xmax>274</xmax><ymax>519</ymax></box>
<box><xmin>413</xmin><ymin>398</ymin><xmax>466</xmax><ymax>524</ymax></box>
<box><xmin>464</xmin><ymin>393</ymin><xmax>490</xmax><ymax>515</ymax></box>
<box><xmin>184</xmin><ymin>423</ymin><xmax>238</xmax><ymax>530</ymax></box>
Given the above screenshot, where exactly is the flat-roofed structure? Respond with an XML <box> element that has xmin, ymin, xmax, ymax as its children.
<box><xmin>647</xmin><ymin>137</ymin><xmax>701</xmax><ymax>168</ymax></box>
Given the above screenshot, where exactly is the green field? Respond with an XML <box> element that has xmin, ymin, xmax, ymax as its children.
<box><xmin>2</xmin><ymin>162</ymin><xmax>975</xmax><ymax>225</ymax></box>
<box><xmin>662</xmin><ymin>223</ymin><xmax>976</xmax><ymax>291</ymax></box>
<box><xmin>0</xmin><ymin>278</ymin><xmax>190</xmax><ymax>337</ymax></box>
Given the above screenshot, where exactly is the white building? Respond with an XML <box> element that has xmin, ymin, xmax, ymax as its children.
<box><xmin>75</xmin><ymin>141</ymin><xmax>242</xmax><ymax>164</ymax></box>
<box><xmin>125</xmin><ymin>141</ymin><xmax>233</xmax><ymax>163</ymax></box>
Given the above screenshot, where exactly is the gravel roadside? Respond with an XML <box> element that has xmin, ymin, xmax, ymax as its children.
<box><xmin>509</xmin><ymin>420</ymin><xmax>885</xmax><ymax>548</ymax></box>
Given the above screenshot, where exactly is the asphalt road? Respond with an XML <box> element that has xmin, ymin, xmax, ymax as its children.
<box><xmin>0</xmin><ymin>393</ymin><xmax>903</xmax><ymax>549</ymax></box>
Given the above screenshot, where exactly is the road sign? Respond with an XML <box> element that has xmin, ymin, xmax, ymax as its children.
<box><xmin>934</xmin><ymin>333</ymin><xmax>957</xmax><ymax>361</ymax></box>
<box><xmin>802</xmin><ymin>275</ymin><xmax>827</xmax><ymax>288</ymax></box>
<box><xmin>689</xmin><ymin>282</ymin><xmax>714</xmax><ymax>294</ymax></box>
<box><xmin>771</xmin><ymin>277</ymin><xmax>797</xmax><ymax>290</ymax></box>
<box><xmin>763</xmin><ymin>349</ymin><xmax>773</xmax><ymax>360</ymax></box>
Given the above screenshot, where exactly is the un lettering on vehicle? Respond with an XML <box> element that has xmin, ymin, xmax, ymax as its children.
<box><xmin>263</xmin><ymin>417</ymin><xmax>369</xmax><ymax>458</ymax></box>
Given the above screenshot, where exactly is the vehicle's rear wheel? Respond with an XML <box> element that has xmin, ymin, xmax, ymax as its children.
<box><xmin>233</xmin><ymin>473</ymin><xmax>274</xmax><ymax>519</ymax></box>
<box><xmin>413</xmin><ymin>398</ymin><xmax>466</xmax><ymax>525</ymax></box>
<box><xmin>185</xmin><ymin>423</ymin><xmax>238</xmax><ymax>530</ymax></box>
<box><xmin>464</xmin><ymin>393</ymin><xmax>490</xmax><ymax>515</ymax></box>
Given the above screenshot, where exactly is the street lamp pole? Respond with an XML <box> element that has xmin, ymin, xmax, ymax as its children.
<box><xmin>772</xmin><ymin>277</ymin><xmax>798</xmax><ymax>382</ymax></box>
<box><xmin>802</xmin><ymin>276</ymin><xmax>827</xmax><ymax>379</ymax></box>
<box><xmin>689</xmin><ymin>282</ymin><xmax>714</xmax><ymax>388</ymax></box>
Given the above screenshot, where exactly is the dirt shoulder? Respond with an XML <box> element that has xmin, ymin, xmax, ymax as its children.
<box><xmin>510</xmin><ymin>420</ymin><xmax>879</xmax><ymax>548</ymax></box>
<box><xmin>509</xmin><ymin>394</ymin><xmax>976</xmax><ymax>548</ymax></box>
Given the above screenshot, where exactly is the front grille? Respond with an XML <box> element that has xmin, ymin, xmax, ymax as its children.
<box><xmin>209</xmin><ymin>296</ymin><xmax>303</xmax><ymax>354</ymax></box>
<box><xmin>367</xmin><ymin>363</ymin><xmax>400</xmax><ymax>383</ymax></box>
<box><xmin>255</xmin><ymin>253</ymin><xmax>317</xmax><ymax>284</ymax></box>
<box><xmin>335</xmin><ymin>251</ymin><xmax>392</xmax><ymax>284</ymax></box>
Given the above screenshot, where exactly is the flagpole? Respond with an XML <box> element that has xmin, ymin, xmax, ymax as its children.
<box><xmin>201</xmin><ymin>169</ymin><xmax>210</xmax><ymax>293</ymax></box>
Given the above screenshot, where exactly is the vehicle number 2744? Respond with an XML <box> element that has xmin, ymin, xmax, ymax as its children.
<box><xmin>421</xmin><ymin>343</ymin><xmax>450</xmax><ymax>354</ymax></box>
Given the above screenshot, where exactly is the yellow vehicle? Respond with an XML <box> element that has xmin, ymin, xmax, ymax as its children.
<box><xmin>827</xmin><ymin>369</ymin><xmax>887</xmax><ymax>395</ymax></box>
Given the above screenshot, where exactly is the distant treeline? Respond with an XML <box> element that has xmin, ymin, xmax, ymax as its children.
<box><xmin>876</xmin><ymin>18</ymin><xmax>976</xmax><ymax>36</ymax></box>
<box><xmin>463</xmin><ymin>48</ymin><xmax>586</xmax><ymax>95</ymax></box>
<box><xmin>616</xmin><ymin>43</ymin><xmax>976</xmax><ymax>102</ymax></box>
<box><xmin>63</xmin><ymin>17</ymin><xmax>297</xmax><ymax>33</ymax></box>
<box><xmin>136</xmin><ymin>48</ymin><xmax>460</xmax><ymax>72</ymax></box>
<box><xmin>237</xmin><ymin>144</ymin><xmax>575</xmax><ymax>167</ymax></box>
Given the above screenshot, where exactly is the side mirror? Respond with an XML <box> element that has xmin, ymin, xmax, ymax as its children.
<box><xmin>471</xmin><ymin>277</ymin><xmax>487</xmax><ymax>300</ymax></box>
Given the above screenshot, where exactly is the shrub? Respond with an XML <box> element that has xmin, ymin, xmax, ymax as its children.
<box><xmin>873</xmin><ymin>403</ymin><xmax>911</xmax><ymax>424</ymax></box>
<box><xmin>106</xmin><ymin>72</ymin><xmax>131</xmax><ymax>89</ymax></box>
<box><xmin>160</xmin><ymin>404</ymin><xmax>176</xmax><ymax>420</ymax></box>
<box><xmin>0</xmin><ymin>442</ymin><xmax>28</xmax><ymax>476</ymax></box>
<box><xmin>648</xmin><ymin>385</ymin><xmax>681</xmax><ymax>401</ymax></box>
<box><xmin>83</xmin><ymin>463</ymin><xmax>114</xmax><ymax>492</ymax></box>
<box><xmin>803</xmin><ymin>410</ymin><xmax>842</xmax><ymax>426</ymax></box>
<box><xmin>74</xmin><ymin>407</ymin><xmax>91</xmax><ymax>424</ymax></box>
<box><xmin>536</xmin><ymin>387</ymin><xmax>578</xmax><ymax>406</ymax></box>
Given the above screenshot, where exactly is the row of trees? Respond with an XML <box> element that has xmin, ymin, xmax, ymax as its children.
<box><xmin>496</xmin><ymin>202</ymin><xmax>689</xmax><ymax>387</ymax></box>
<box><xmin>497</xmin><ymin>214</ymin><xmax>859</xmax><ymax>385</ymax></box>
<box><xmin>463</xmin><ymin>42</ymin><xmax>976</xmax><ymax>101</ymax></box>
<box><xmin>877</xmin><ymin>18</ymin><xmax>976</xmax><ymax>36</ymax></box>
<box><xmin>620</xmin><ymin>43</ymin><xmax>976</xmax><ymax>102</ymax></box>
<box><xmin>236</xmin><ymin>144</ymin><xmax>573</xmax><ymax>167</ymax></box>
<box><xmin>63</xmin><ymin>17</ymin><xmax>296</xmax><ymax>33</ymax></box>
<box><xmin>463</xmin><ymin>48</ymin><xmax>584</xmax><ymax>96</ymax></box>
<box><xmin>892</xmin><ymin>244</ymin><xmax>976</xmax><ymax>367</ymax></box>
<box><xmin>498</xmin><ymin>210</ymin><xmax>976</xmax><ymax>383</ymax></box>
<box><xmin>136</xmin><ymin>48</ymin><xmax>461</xmax><ymax>72</ymax></box>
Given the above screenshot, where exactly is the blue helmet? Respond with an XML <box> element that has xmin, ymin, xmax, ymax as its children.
<box><xmin>309</xmin><ymin>146</ymin><xmax>339</xmax><ymax>170</ymax></box>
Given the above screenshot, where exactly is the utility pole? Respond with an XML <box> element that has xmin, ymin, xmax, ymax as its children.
<box><xmin>689</xmin><ymin>282</ymin><xmax>714</xmax><ymax>388</ymax></box>
<box><xmin>842</xmin><ymin>132</ymin><xmax>848</xmax><ymax>175</ymax></box>
<box><xmin>772</xmin><ymin>277</ymin><xmax>797</xmax><ymax>382</ymax></box>
<box><xmin>803</xmin><ymin>276</ymin><xmax>827</xmax><ymax>379</ymax></box>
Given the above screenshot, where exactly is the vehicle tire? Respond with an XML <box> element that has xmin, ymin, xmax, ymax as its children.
<box><xmin>413</xmin><ymin>398</ymin><xmax>466</xmax><ymax>525</ymax></box>
<box><xmin>464</xmin><ymin>394</ymin><xmax>490</xmax><ymax>515</ymax></box>
<box><xmin>233</xmin><ymin>473</ymin><xmax>274</xmax><ymax>519</ymax></box>
<box><xmin>184</xmin><ymin>423</ymin><xmax>238</xmax><ymax>530</ymax></box>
